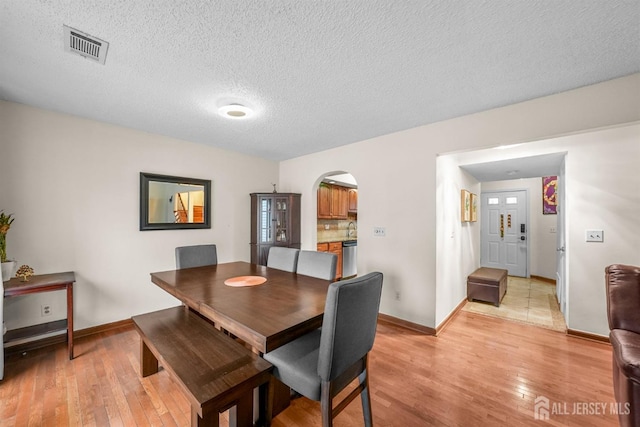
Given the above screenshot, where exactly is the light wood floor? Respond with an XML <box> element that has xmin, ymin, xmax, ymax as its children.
<box><xmin>1</xmin><ymin>310</ymin><xmax>615</xmax><ymax>426</ymax></box>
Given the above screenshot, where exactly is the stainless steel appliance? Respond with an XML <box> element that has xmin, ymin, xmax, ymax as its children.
<box><xmin>342</xmin><ymin>240</ymin><xmax>357</xmax><ymax>278</ymax></box>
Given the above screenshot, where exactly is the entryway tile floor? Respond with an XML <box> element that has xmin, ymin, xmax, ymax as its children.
<box><xmin>462</xmin><ymin>276</ymin><xmax>567</xmax><ymax>332</ymax></box>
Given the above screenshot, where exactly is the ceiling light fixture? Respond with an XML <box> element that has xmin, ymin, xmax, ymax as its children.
<box><xmin>494</xmin><ymin>143</ymin><xmax>524</xmax><ymax>150</ymax></box>
<box><xmin>218</xmin><ymin>104</ymin><xmax>253</xmax><ymax>119</ymax></box>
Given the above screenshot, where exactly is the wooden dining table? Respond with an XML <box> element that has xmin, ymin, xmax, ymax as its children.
<box><xmin>150</xmin><ymin>261</ymin><xmax>333</xmax><ymax>418</ymax></box>
<box><xmin>150</xmin><ymin>262</ymin><xmax>332</xmax><ymax>354</ymax></box>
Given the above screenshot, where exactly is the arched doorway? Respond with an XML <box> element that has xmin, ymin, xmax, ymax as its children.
<box><xmin>315</xmin><ymin>172</ymin><xmax>358</xmax><ymax>280</ymax></box>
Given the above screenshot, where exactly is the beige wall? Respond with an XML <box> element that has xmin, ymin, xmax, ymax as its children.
<box><xmin>0</xmin><ymin>101</ymin><xmax>278</xmax><ymax>330</ymax></box>
<box><xmin>1</xmin><ymin>74</ymin><xmax>638</xmax><ymax>337</ymax></box>
<box><xmin>279</xmin><ymin>74</ymin><xmax>640</xmax><ymax>334</ymax></box>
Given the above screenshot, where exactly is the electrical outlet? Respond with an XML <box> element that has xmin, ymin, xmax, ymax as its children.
<box><xmin>585</xmin><ymin>229</ymin><xmax>604</xmax><ymax>242</ymax></box>
<box><xmin>41</xmin><ymin>304</ymin><xmax>52</xmax><ymax>316</ymax></box>
<box><xmin>373</xmin><ymin>227</ymin><xmax>386</xmax><ymax>237</ymax></box>
<box><xmin>395</xmin><ymin>291</ymin><xmax>400</xmax><ymax>301</ymax></box>
<box><xmin>549</xmin><ymin>227</ymin><xmax>556</xmax><ymax>233</ymax></box>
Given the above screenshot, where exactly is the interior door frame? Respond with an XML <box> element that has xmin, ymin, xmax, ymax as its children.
<box><xmin>480</xmin><ymin>188</ymin><xmax>530</xmax><ymax>278</ymax></box>
<box><xmin>556</xmin><ymin>157</ymin><xmax>567</xmax><ymax>317</ymax></box>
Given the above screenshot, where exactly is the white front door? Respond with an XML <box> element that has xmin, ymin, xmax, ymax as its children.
<box><xmin>481</xmin><ymin>190</ymin><xmax>528</xmax><ymax>277</ymax></box>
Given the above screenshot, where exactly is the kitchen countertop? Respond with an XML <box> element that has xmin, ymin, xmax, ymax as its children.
<box><xmin>317</xmin><ymin>237</ymin><xmax>357</xmax><ymax>244</ymax></box>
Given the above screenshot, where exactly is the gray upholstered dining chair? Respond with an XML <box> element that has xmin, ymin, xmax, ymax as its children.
<box><xmin>175</xmin><ymin>244</ymin><xmax>218</xmax><ymax>269</ymax></box>
<box><xmin>266</xmin><ymin>247</ymin><xmax>300</xmax><ymax>272</ymax></box>
<box><xmin>296</xmin><ymin>250</ymin><xmax>338</xmax><ymax>280</ymax></box>
<box><xmin>264</xmin><ymin>272</ymin><xmax>383</xmax><ymax>427</ymax></box>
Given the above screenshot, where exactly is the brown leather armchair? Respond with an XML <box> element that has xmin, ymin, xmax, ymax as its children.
<box><xmin>606</xmin><ymin>264</ymin><xmax>640</xmax><ymax>427</ymax></box>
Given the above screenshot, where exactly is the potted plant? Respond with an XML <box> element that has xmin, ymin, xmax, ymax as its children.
<box><xmin>0</xmin><ymin>210</ymin><xmax>16</xmax><ymax>282</ymax></box>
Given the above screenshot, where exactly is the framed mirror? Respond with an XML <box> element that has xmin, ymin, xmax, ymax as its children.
<box><xmin>140</xmin><ymin>172</ymin><xmax>211</xmax><ymax>230</ymax></box>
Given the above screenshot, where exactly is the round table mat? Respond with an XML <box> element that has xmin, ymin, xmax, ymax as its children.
<box><xmin>224</xmin><ymin>275</ymin><xmax>267</xmax><ymax>287</ymax></box>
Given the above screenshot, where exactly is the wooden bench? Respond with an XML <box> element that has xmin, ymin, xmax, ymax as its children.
<box><xmin>467</xmin><ymin>267</ymin><xmax>508</xmax><ymax>307</ymax></box>
<box><xmin>132</xmin><ymin>306</ymin><xmax>273</xmax><ymax>427</ymax></box>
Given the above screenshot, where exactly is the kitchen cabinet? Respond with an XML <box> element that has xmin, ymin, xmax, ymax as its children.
<box><xmin>250</xmin><ymin>193</ymin><xmax>301</xmax><ymax>266</ymax></box>
<box><xmin>317</xmin><ymin>184</ymin><xmax>332</xmax><ymax>219</ymax></box>
<box><xmin>348</xmin><ymin>189</ymin><xmax>358</xmax><ymax>213</ymax></box>
<box><xmin>332</xmin><ymin>186</ymin><xmax>349</xmax><ymax>218</ymax></box>
<box><xmin>317</xmin><ymin>242</ymin><xmax>342</xmax><ymax>280</ymax></box>
<box><xmin>317</xmin><ymin>183</ymin><xmax>349</xmax><ymax>219</ymax></box>
<box><xmin>329</xmin><ymin>242</ymin><xmax>343</xmax><ymax>280</ymax></box>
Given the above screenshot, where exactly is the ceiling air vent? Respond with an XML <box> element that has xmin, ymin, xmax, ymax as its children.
<box><xmin>63</xmin><ymin>25</ymin><xmax>109</xmax><ymax>65</ymax></box>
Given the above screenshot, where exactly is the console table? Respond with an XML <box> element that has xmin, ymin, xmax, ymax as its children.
<box><xmin>3</xmin><ymin>271</ymin><xmax>76</xmax><ymax>359</ymax></box>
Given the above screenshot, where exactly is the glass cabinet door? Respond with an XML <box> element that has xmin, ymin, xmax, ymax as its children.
<box><xmin>275</xmin><ymin>197</ymin><xmax>288</xmax><ymax>243</ymax></box>
<box><xmin>259</xmin><ymin>197</ymin><xmax>273</xmax><ymax>243</ymax></box>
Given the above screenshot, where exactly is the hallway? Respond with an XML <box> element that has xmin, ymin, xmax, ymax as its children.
<box><xmin>463</xmin><ymin>276</ymin><xmax>567</xmax><ymax>332</ymax></box>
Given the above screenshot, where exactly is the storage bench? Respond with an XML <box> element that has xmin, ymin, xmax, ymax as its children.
<box><xmin>132</xmin><ymin>306</ymin><xmax>273</xmax><ymax>427</ymax></box>
<box><xmin>467</xmin><ymin>267</ymin><xmax>508</xmax><ymax>307</ymax></box>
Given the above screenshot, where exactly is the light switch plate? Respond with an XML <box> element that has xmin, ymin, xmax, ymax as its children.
<box><xmin>585</xmin><ymin>229</ymin><xmax>604</xmax><ymax>242</ymax></box>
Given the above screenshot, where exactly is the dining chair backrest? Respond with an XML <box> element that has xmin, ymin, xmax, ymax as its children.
<box><xmin>175</xmin><ymin>244</ymin><xmax>218</xmax><ymax>269</ymax></box>
<box><xmin>266</xmin><ymin>247</ymin><xmax>299</xmax><ymax>273</ymax></box>
<box><xmin>296</xmin><ymin>250</ymin><xmax>337</xmax><ymax>280</ymax></box>
<box><xmin>263</xmin><ymin>271</ymin><xmax>383</xmax><ymax>426</ymax></box>
<box><xmin>318</xmin><ymin>272</ymin><xmax>383</xmax><ymax>381</ymax></box>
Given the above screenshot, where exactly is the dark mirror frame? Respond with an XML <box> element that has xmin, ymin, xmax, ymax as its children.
<box><xmin>140</xmin><ymin>172</ymin><xmax>211</xmax><ymax>231</ymax></box>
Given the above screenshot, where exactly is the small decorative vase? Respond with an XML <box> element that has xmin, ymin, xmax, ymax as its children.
<box><xmin>1</xmin><ymin>260</ymin><xmax>16</xmax><ymax>282</ymax></box>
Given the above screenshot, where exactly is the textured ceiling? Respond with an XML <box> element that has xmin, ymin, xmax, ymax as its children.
<box><xmin>1</xmin><ymin>1</ymin><xmax>638</xmax><ymax>161</ymax></box>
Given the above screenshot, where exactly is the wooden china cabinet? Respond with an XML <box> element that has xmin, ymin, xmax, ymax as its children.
<box><xmin>250</xmin><ymin>193</ymin><xmax>301</xmax><ymax>266</ymax></box>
